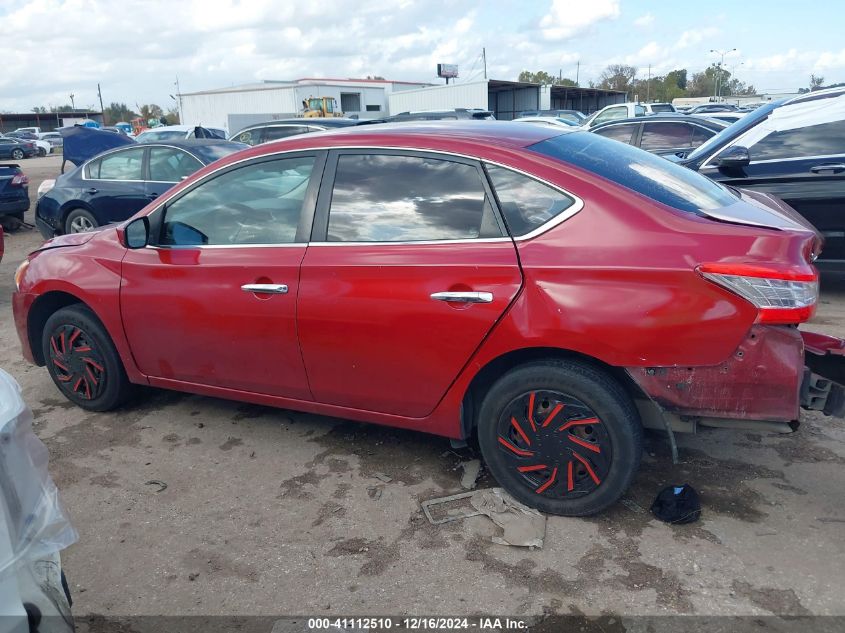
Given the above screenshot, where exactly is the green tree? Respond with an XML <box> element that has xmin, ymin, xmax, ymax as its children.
<box><xmin>31</xmin><ymin>106</ymin><xmax>48</xmax><ymax>114</ymax></box>
<box><xmin>518</xmin><ymin>70</ymin><xmax>577</xmax><ymax>86</ymax></box>
<box><xmin>103</xmin><ymin>102</ymin><xmax>138</xmax><ymax>125</ymax></box>
<box><xmin>50</xmin><ymin>105</ymin><xmax>74</xmax><ymax>112</ymax></box>
<box><xmin>665</xmin><ymin>69</ymin><xmax>687</xmax><ymax>91</ymax></box>
<box><xmin>165</xmin><ymin>106</ymin><xmax>180</xmax><ymax>125</ymax></box>
<box><xmin>138</xmin><ymin>103</ymin><xmax>164</xmax><ymax>121</ymax></box>
<box><xmin>598</xmin><ymin>64</ymin><xmax>638</xmax><ymax>92</ymax></box>
<box><xmin>810</xmin><ymin>74</ymin><xmax>825</xmax><ymax>91</ymax></box>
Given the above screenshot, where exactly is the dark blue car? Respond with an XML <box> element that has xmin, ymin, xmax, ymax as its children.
<box><xmin>36</xmin><ymin>139</ymin><xmax>246</xmax><ymax>237</ymax></box>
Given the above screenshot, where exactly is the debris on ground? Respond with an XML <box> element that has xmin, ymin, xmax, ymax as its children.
<box><xmin>470</xmin><ymin>488</ymin><xmax>545</xmax><ymax>548</ymax></box>
<box><xmin>650</xmin><ymin>483</ymin><xmax>701</xmax><ymax>524</ymax></box>
<box><xmin>367</xmin><ymin>485</ymin><xmax>383</xmax><ymax>500</ymax></box>
<box><xmin>422</xmin><ymin>488</ymin><xmax>546</xmax><ymax>548</ymax></box>
<box><xmin>371</xmin><ymin>472</ymin><xmax>392</xmax><ymax>483</ymax></box>
<box><xmin>459</xmin><ymin>459</ymin><xmax>481</xmax><ymax>490</ymax></box>
<box><xmin>144</xmin><ymin>480</ymin><xmax>168</xmax><ymax>493</ymax></box>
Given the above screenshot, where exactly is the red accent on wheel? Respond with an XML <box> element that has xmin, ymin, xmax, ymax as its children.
<box><xmin>527</xmin><ymin>392</ymin><xmax>537</xmax><ymax>431</ymax></box>
<box><xmin>567</xmin><ymin>460</ymin><xmax>574</xmax><ymax>492</ymax></box>
<box><xmin>557</xmin><ymin>417</ymin><xmax>600</xmax><ymax>432</ymax></box>
<box><xmin>518</xmin><ymin>464</ymin><xmax>548</xmax><ymax>473</ymax></box>
<box><xmin>541</xmin><ymin>403</ymin><xmax>564</xmax><ymax>428</ymax></box>
<box><xmin>535</xmin><ymin>467</ymin><xmax>558</xmax><ymax>494</ymax></box>
<box><xmin>511</xmin><ymin>416</ymin><xmax>532</xmax><ymax>446</ymax></box>
<box><xmin>48</xmin><ymin>324</ymin><xmax>107</xmax><ymax>401</ymax></box>
<box><xmin>573</xmin><ymin>451</ymin><xmax>601</xmax><ymax>485</ymax></box>
<box><xmin>569</xmin><ymin>434</ymin><xmax>601</xmax><ymax>454</ymax></box>
<box><xmin>498</xmin><ymin>437</ymin><xmax>534</xmax><ymax>457</ymax></box>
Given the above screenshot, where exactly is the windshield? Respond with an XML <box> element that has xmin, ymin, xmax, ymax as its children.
<box><xmin>136</xmin><ymin>130</ymin><xmax>187</xmax><ymax>142</ymax></box>
<box><xmin>686</xmin><ymin>101</ymin><xmax>780</xmax><ymax>161</ymax></box>
<box><xmin>530</xmin><ymin>131</ymin><xmax>738</xmax><ymax>214</ymax></box>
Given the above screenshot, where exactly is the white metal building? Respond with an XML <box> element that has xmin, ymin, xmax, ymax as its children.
<box><xmin>179</xmin><ymin>78</ymin><xmax>429</xmax><ymax>133</ymax></box>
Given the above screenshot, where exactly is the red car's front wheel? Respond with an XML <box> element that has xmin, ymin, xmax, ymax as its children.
<box><xmin>42</xmin><ymin>305</ymin><xmax>133</xmax><ymax>411</ymax></box>
<box><xmin>478</xmin><ymin>361</ymin><xmax>643</xmax><ymax>516</ymax></box>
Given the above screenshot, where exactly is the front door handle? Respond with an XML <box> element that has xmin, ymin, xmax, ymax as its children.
<box><xmin>85</xmin><ymin>187</ymin><xmax>98</xmax><ymax>194</ymax></box>
<box><xmin>241</xmin><ymin>283</ymin><xmax>288</xmax><ymax>294</ymax></box>
<box><xmin>810</xmin><ymin>163</ymin><xmax>845</xmax><ymax>174</ymax></box>
<box><xmin>431</xmin><ymin>291</ymin><xmax>493</xmax><ymax>304</ymax></box>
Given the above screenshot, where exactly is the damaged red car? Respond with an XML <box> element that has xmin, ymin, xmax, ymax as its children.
<box><xmin>12</xmin><ymin>122</ymin><xmax>845</xmax><ymax>516</ymax></box>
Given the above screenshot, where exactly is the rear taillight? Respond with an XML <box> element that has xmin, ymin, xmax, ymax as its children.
<box><xmin>10</xmin><ymin>174</ymin><xmax>28</xmax><ymax>186</ymax></box>
<box><xmin>697</xmin><ymin>262</ymin><xmax>818</xmax><ymax>324</ymax></box>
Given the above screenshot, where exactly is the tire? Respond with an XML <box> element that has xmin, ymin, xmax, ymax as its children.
<box><xmin>37</xmin><ymin>147</ymin><xmax>47</xmax><ymax>157</ymax></box>
<box><xmin>477</xmin><ymin>360</ymin><xmax>643</xmax><ymax>516</ymax></box>
<box><xmin>11</xmin><ymin>148</ymin><xmax>24</xmax><ymax>160</ymax></box>
<box><xmin>64</xmin><ymin>208</ymin><xmax>98</xmax><ymax>234</ymax></box>
<box><xmin>42</xmin><ymin>305</ymin><xmax>133</xmax><ymax>411</ymax></box>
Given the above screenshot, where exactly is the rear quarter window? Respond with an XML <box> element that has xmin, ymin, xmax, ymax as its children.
<box><xmin>530</xmin><ymin>132</ymin><xmax>737</xmax><ymax>213</ymax></box>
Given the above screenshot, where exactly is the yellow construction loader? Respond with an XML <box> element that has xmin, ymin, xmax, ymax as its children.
<box><xmin>300</xmin><ymin>96</ymin><xmax>343</xmax><ymax>118</ymax></box>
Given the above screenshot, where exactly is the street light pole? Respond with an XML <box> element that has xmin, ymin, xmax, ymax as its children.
<box><xmin>710</xmin><ymin>48</ymin><xmax>736</xmax><ymax>100</ymax></box>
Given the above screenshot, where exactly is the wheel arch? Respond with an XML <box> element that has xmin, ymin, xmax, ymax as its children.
<box><xmin>460</xmin><ymin>346</ymin><xmax>647</xmax><ymax>439</ymax></box>
<box><xmin>28</xmin><ymin>290</ymin><xmax>91</xmax><ymax>365</ymax></box>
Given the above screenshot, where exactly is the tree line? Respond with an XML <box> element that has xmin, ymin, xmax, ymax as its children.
<box><xmin>29</xmin><ymin>102</ymin><xmax>180</xmax><ymax>125</ymax></box>
<box><xmin>520</xmin><ymin>64</ymin><xmax>757</xmax><ymax>102</ymax></box>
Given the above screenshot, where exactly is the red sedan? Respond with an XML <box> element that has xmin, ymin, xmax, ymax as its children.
<box><xmin>12</xmin><ymin>122</ymin><xmax>845</xmax><ymax>515</ymax></box>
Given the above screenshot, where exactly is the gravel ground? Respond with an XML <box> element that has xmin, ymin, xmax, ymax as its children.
<box><xmin>2</xmin><ymin>155</ymin><xmax>844</xmax><ymax>621</ymax></box>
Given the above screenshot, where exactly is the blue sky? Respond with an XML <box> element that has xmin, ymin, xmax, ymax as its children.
<box><xmin>1</xmin><ymin>0</ymin><xmax>843</xmax><ymax>113</ymax></box>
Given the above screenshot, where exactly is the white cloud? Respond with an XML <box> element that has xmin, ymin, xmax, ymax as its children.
<box><xmin>674</xmin><ymin>27</ymin><xmax>721</xmax><ymax>50</ymax></box>
<box><xmin>538</xmin><ymin>0</ymin><xmax>620</xmax><ymax>40</ymax></box>
<box><xmin>633</xmin><ymin>13</ymin><xmax>654</xmax><ymax>28</ymax></box>
<box><xmin>814</xmin><ymin>48</ymin><xmax>845</xmax><ymax>71</ymax></box>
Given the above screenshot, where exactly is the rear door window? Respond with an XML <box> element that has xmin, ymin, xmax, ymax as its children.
<box><xmin>640</xmin><ymin>122</ymin><xmax>694</xmax><ymax>150</ymax></box>
<box><xmin>326</xmin><ymin>154</ymin><xmax>502</xmax><ymax>242</ymax></box>
<box><xmin>87</xmin><ymin>147</ymin><xmax>145</xmax><ymax>180</ymax></box>
<box><xmin>486</xmin><ymin>165</ymin><xmax>576</xmax><ymax>236</ymax></box>
<box><xmin>592</xmin><ymin>107</ymin><xmax>627</xmax><ymax>126</ymax></box>
<box><xmin>593</xmin><ymin>123</ymin><xmax>638</xmax><ymax>145</ymax></box>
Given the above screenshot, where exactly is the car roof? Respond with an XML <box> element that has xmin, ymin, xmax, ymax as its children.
<box><xmin>139</xmin><ymin>125</ymin><xmax>225</xmax><ymax>133</ymax></box>
<box><xmin>591</xmin><ymin>114</ymin><xmax>726</xmax><ymax>129</ymax></box>
<box><xmin>785</xmin><ymin>85</ymin><xmax>845</xmax><ymax>105</ymax></box>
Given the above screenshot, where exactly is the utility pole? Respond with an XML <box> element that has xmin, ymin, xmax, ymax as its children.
<box><xmin>576</xmin><ymin>61</ymin><xmax>580</xmax><ymax>86</ymax></box>
<box><xmin>482</xmin><ymin>48</ymin><xmax>487</xmax><ymax>80</ymax></box>
<box><xmin>646</xmin><ymin>64</ymin><xmax>651</xmax><ymax>102</ymax></box>
<box><xmin>174</xmin><ymin>76</ymin><xmax>183</xmax><ymax>123</ymax></box>
<box><xmin>710</xmin><ymin>48</ymin><xmax>736</xmax><ymax>100</ymax></box>
<box><xmin>97</xmin><ymin>83</ymin><xmax>105</xmax><ymax>122</ymax></box>
<box><xmin>69</xmin><ymin>93</ymin><xmax>75</xmax><ymax>111</ymax></box>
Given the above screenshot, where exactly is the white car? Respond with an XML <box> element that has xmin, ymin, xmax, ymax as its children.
<box><xmin>37</xmin><ymin>132</ymin><xmax>63</xmax><ymax>148</ymax></box>
<box><xmin>12</xmin><ymin>127</ymin><xmax>42</xmax><ymax>135</ymax></box>
<box><xmin>135</xmin><ymin>124</ymin><xmax>227</xmax><ymax>143</ymax></box>
<box><xmin>0</xmin><ymin>369</ymin><xmax>76</xmax><ymax>633</ymax></box>
<box><xmin>31</xmin><ymin>139</ymin><xmax>52</xmax><ymax>157</ymax></box>
<box><xmin>583</xmin><ymin>102</ymin><xmax>676</xmax><ymax>127</ymax></box>
<box><xmin>512</xmin><ymin>116</ymin><xmax>578</xmax><ymax>128</ymax></box>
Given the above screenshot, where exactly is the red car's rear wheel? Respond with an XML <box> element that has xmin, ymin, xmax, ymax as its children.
<box><xmin>42</xmin><ymin>305</ymin><xmax>133</xmax><ymax>411</ymax></box>
<box><xmin>478</xmin><ymin>361</ymin><xmax>642</xmax><ymax>516</ymax></box>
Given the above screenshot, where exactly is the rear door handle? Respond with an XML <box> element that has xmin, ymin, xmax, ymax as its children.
<box><xmin>85</xmin><ymin>187</ymin><xmax>98</xmax><ymax>194</ymax></box>
<box><xmin>241</xmin><ymin>283</ymin><xmax>288</xmax><ymax>294</ymax></box>
<box><xmin>430</xmin><ymin>291</ymin><xmax>493</xmax><ymax>304</ymax></box>
<box><xmin>810</xmin><ymin>163</ymin><xmax>845</xmax><ymax>174</ymax></box>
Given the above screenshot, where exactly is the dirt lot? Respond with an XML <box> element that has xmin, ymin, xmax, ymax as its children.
<box><xmin>2</xmin><ymin>155</ymin><xmax>845</xmax><ymax>619</ymax></box>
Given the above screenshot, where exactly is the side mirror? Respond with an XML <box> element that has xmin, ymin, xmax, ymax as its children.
<box><xmin>125</xmin><ymin>216</ymin><xmax>149</xmax><ymax>249</ymax></box>
<box><xmin>717</xmin><ymin>145</ymin><xmax>750</xmax><ymax>168</ymax></box>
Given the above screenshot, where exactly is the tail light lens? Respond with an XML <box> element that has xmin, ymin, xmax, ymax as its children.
<box><xmin>37</xmin><ymin>179</ymin><xmax>54</xmax><ymax>198</ymax></box>
<box><xmin>10</xmin><ymin>174</ymin><xmax>28</xmax><ymax>187</ymax></box>
<box><xmin>697</xmin><ymin>263</ymin><xmax>818</xmax><ymax>324</ymax></box>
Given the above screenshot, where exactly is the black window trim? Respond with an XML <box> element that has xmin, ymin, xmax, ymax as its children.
<box><xmin>310</xmin><ymin>148</ymin><xmax>510</xmax><ymax>245</ymax></box>
<box><xmin>145</xmin><ymin>150</ymin><xmax>328</xmax><ymax>249</ymax></box>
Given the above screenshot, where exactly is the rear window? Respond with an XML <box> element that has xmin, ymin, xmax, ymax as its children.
<box><xmin>530</xmin><ymin>132</ymin><xmax>737</xmax><ymax>213</ymax></box>
<box><xmin>649</xmin><ymin>104</ymin><xmax>675</xmax><ymax>113</ymax></box>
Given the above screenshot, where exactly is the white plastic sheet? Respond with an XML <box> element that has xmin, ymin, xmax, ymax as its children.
<box><xmin>0</xmin><ymin>370</ymin><xmax>77</xmax><ymax>580</ymax></box>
